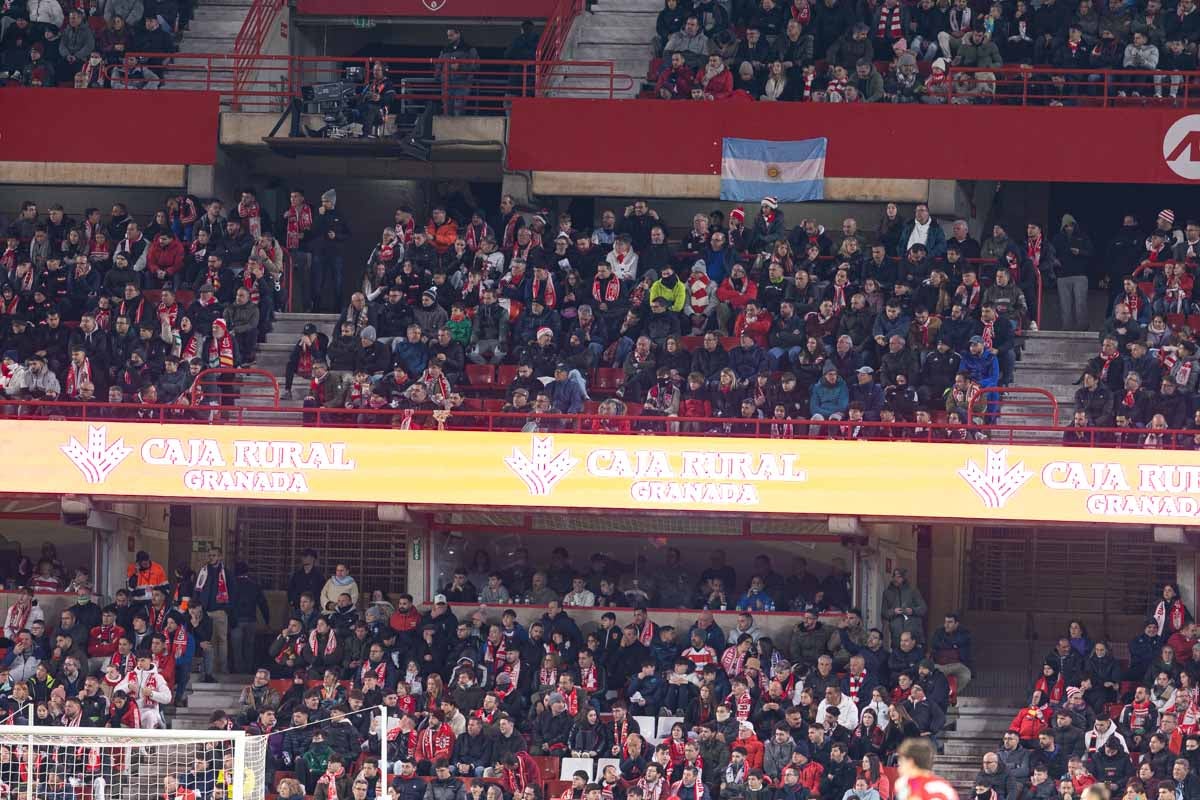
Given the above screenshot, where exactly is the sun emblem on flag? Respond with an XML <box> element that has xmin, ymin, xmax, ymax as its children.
<box><xmin>765</xmin><ymin>164</ymin><xmax>782</xmax><ymax>179</ymax></box>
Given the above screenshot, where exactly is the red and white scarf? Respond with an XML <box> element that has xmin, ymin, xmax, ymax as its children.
<box><xmin>194</xmin><ymin>563</ymin><xmax>230</xmax><ymax>604</ymax></box>
<box><xmin>285</xmin><ymin>203</ymin><xmax>313</xmax><ymax>251</ymax></box>
<box><xmin>638</xmin><ymin>619</ymin><xmax>657</xmax><ymax>647</ymax></box>
<box><xmin>981</xmin><ymin>320</ymin><xmax>995</xmax><ymax>348</ymax></box>
<box><xmin>847</xmin><ymin>672</ymin><xmax>867</xmax><ymax>704</ymax></box>
<box><xmin>1124</xmin><ymin>290</ymin><xmax>1142</xmax><ymax>320</ymax></box>
<box><xmin>309</xmin><ymin>628</ymin><xmax>338</xmax><ymax>657</ymax></box>
<box><xmin>728</xmin><ymin>690</ymin><xmax>753</xmax><ymax>721</ymax></box>
<box><xmin>319</xmin><ymin>766</ymin><xmax>345</xmax><ymax>800</ymax></box>
<box><xmin>148</xmin><ymin>603</ymin><xmax>169</xmax><ymax>634</ymax></box>
<box><xmin>877</xmin><ymin>4</ymin><xmax>903</xmax><ymax>39</ymax></box>
<box><xmin>1156</xmin><ymin>599</ymin><xmax>1188</xmax><ymax>635</ymax></box>
<box><xmin>465</xmin><ymin>222</ymin><xmax>493</xmax><ymax>252</ymax></box>
<box><xmin>208</xmin><ymin>331</ymin><xmax>235</xmax><ymax>369</ymax></box>
<box><xmin>242</xmin><ymin>271</ymin><xmax>261</xmax><ymax>305</ymax></box>
<box><xmin>579</xmin><ymin>665</ymin><xmax>599</xmax><ymax>693</ymax></box>
<box><xmin>170</xmin><ymin>626</ymin><xmax>189</xmax><ymax>659</ymax></box>
<box><xmin>361</xmin><ymin>660</ymin><xmax>388</xmax><ymax>685</ymax></box>
<box><xmin>594</xmin><ymin>275</ymin><xmax>621</xmax><ymax>303</ymax></box>
<box><xmin>237</xmin><ymin>200</ymin><xmax>263</xmax><ymax>239</ymax></box>
<box><xmin>1026</xmin><ymin>235</ymin><xmax>1043</xmax><ymax>270</ymax></box>
<box><xmin>688</xmin><ymin>274</ymin><xmax>711</xmax><ymax>315</ymax></box>
<box><xmin>394</xmin><ymin>217</ymin><xmax>416</xmax><ymax>248</ymax></box>
<box><xmin>66</xmin><ymin>358</ymin><xmax>92</xmax><ymax>398</ymax></box>
<box><xmin>1097</xmin><ymin>349</ymin><xmax>1119</xmax><ymax>381</ymax></box>
<box><xmin>531</xmin><ymin>274</ymin><xmax>557</xmax><ymax>309</ymax></box>
<box><xmin>159</xmin><ymin>301</ymin><xmax>179</xmax><ymax>330</ymax></box>
<box><xmin>5</xmin><ymin>602</ymin><xmax>32</xmax><ymax>636</ymax></box>
<box><xmin>502</xmin><ymin>213</ymin><xmax>522</xmax><ymax>250</ymax></box>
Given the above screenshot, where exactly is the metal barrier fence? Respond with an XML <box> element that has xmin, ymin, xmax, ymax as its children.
<box><xmin>106</xmin><ymin>54</ymin><xmax>633</xmax><ymax>112</ymax></box>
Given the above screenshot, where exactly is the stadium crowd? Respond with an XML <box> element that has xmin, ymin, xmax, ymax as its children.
<box><xmin>652</xmin><ymin>0</ymin><xmax>1200</xmax><ymax>103</ymax></box>
<box><xmin>979</xmin><ymin>584</ymin><xmax>1200</xmax><ymax>800</ymax></box>
<box><xmin>0</xmin><ymin>544</ymin><xmax>976</xmax><ymax>800</ymax></box>
<box><xmin>1</xmin><ymin>0</ymin><xmax>187</xmax><ymax>88</ymax></box>
<box><xmin>5</xmin><ymin>192</ymin><xmax>1200</xmax><ymax>440</ymax></box>
<box><xmin>0</xmin><ymin>193</ymin><xmax>295</xmax><ymax>409</ymax></box>
<box><xmin>1065</xmin><ymin>221</ymin><xmax>1200</xmax><ymax>446</ymax></box>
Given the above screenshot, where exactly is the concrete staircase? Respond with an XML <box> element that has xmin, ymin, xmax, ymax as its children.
<box><xmin>166</xmin><ymin>676</ymin><xmax>249</xmax><ymax>730</ymax></box>
<box><xmin>1006</xmin><ymin>330</ymin><xmax>1097</xmax><ymax>435</ymax></box>
<box><xmin>549</xmin><ymin>0</ymin><xmax>658</xmax><ymax>98</ymax></box>
<box><xmin>177</xmin><ymin>0</ymin><xmax>254</xmax><ymax>59</ymax></box>
<box><xmin>938</xmin><ymin>697</ymin><xmax>1023</xmax><ymax>798</ymax></box>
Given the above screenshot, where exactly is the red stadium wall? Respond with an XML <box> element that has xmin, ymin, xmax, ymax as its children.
<box><xmin>0</xmin><ymin>89</ymin><xmax>219</xmax><ymax>166</ymax></box>
<box><xmin>295</xmin><ymin>0</ymin><xmax>558</xmax><ymax>17</ymax></box>
<box><xmin>507</xmin><ymin>98</ymin><xmax>1200</xmax><ymax>184</ymax></box>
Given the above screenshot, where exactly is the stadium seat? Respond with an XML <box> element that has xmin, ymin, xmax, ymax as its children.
<box><xmin>559</xmin><ymin>757</ymin><xmax>594</xmax><ymax>781</ymax></box>
<box><xmin>679</xmin><ymin>335</ymin><xmax>703</xmax><ymax>351</ymax></box>
<box><xmin>593</xmin><ymin>368</ymin><xmax>625</xmax><ymax>392</ymax></box>
<box><xmin>657</xmin><ymin>716</ymin><xmax>683</xmax><ymax>741</ymax></box>
<box><xmin>483</xmin><ymin>398</ymin><xmax>505</xmax><ymax>412</ymax></box>
<box><xmin>635</xmin><ymin>715</ymin><xmax>659</xmax><ymax>744</ymax></box>
<box><xmin>546</xmin><ymin>780</ymin><xmax>572</xmax><ymax>798</ymax></box>
<box><xmin>497</xmin><ymin>365</ymin><xmax>519</xmax><ymax>386</ymax></box>
<box><xmin>531</xmin><ymin>755</ymin><xmax>561</xmax><ymax>779</ymax></box>
<box><xmin>465</xmin><ymin>364</ymin><xmax>496</xmax><ymax>386</ymax></box>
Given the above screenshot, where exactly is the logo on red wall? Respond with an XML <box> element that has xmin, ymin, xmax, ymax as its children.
<box><xmin>1163</xmin><ymin>115</ymin><xmax>1200</xmax><ymax>181</ymax></box>
<box><xmin>422</xmin><ymin>0</ymin><xmax>447</xmax><ymax>9</ymax></box>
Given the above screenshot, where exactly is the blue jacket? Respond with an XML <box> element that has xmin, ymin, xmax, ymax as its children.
<box><xmin>810</xmin><ymin>376</ymin><xmax>849</xmax><ymax>418</ymax></box>
<box><xmin>627</xmin><ymin>673</ymin><xmax>665</xmax><ymax>708</ymax></box>
<box><xmin>702</xmin><ymin>245</ymin><xmax>737</xmax><ymax>283</ymax></box>
<box><xmin>729</xmin><ymin>344</ymin><xmax>769</xmax><ymax>381</ymax></box>
<box><xmin>392</xmin><ymin>340</ymin><xmax>429</xmax><ymax>377</ymax></box>
<box><xmin>897</xmin><ymin>220</ymin><xmax>948</xmax><ymax>258</ymax></box>
<box><xmin>850</xmin><ymin>381</ymin><xmax>885</xmax><ymax>420</ymax></box>
<box><xmin>688</xmin><ymin>622</ymin><xmax>726</xmax><ymax>652</ymax></box>
<box><xmin>549</xmin><ymin>375</ymin><xmax>586</xmax><ymax>414</ymax></box>
<box><xmin>959</xmin><ymin>350</ymin><xmax>999</xmax><ymax>387</ymax></box>
<box><xmin>872</xmin><ymin>312</ymin><xmax>912</xmax><ymax>343</ymax></box>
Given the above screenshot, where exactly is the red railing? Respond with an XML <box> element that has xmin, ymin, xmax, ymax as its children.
<box><xmin>942</xmin><ymin>64</ymin><xmax>1199</xmax><ymax>108</ymax></box>
<box><xmin>535</xmin><ymin>0</ymin><xmax>585</xmax><ymax>83</ymax></box>
<box><xmin>232</xmin><ymin>0</ymin><xmax>288</xmax><ymax>100</ymax></box>
<box><xmin>108</xmin><ymin>53</ymin><xmax>632</xmax><ymax>110</ymax></box>
<box><xmin>0</xmin><ymin>399</ymin><xmax>1171</xmax><ymax>449</ymax></box>
<box><xmin>970</xmin><ymin>385</ymin><xmax>1061</xmax><ymax>429</ymax></box>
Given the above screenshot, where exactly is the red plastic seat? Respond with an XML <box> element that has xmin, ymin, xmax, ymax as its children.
<box><xmin>720</xmin><ymin>336</ymin><xmax>740</xmax><ymax>351</ymax></box>
<box><xmin>497</xmin><ymin>365</ymin><xmax>519</xmax><ymax>385</ymax></box>
<box><xmin>593</xmin><ymin>368</ymin><xmax>625</xmax><ymax>392</ymax></box>
<box><xmin>530</xmin><ymin>756</ymin><xmax>561</xmax><ymax>779</ymax></box>
<box><xmin>175</xmin><ymin>289</ymin><xmax>195</xmax><ymax>306</ymax></box>
<box><xmin>460</xmin><ymin>397</ymin><xmax>485</xmax><ymax>411</ymax></box>
<box><xmin>679</xmin><ymin>335</ymin><xmax>703</xmax><ymax>352</ymax></box>
<box><xmin>465</xmin><ymin>364</ymin><xmax>496</xmax><ymax>386</ymax></box>
<box><xmin>483</xmin><ymin>398</ymin><xmax>505</xmax><ymax>412</ymax></box>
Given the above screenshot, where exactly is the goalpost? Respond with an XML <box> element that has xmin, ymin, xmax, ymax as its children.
<box><xmin>0</xmin><ymin>716</ymin><xmax>268</xmax><ymax>800</ymax></box>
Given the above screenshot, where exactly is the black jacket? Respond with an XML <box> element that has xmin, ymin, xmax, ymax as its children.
<box><xmin>232</xmin><ymin>574</ymin><xmax>270</xmax><ymax>626</ymax></box>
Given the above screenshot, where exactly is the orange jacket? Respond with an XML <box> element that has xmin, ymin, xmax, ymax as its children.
<box><xmin>426</xmin><ymin>219</ymin><xmax>459</xmax><ymax>254</ymax></box>
<box><xmin>127</xmin><ymin>561</ymin><xmax>168</xmax><ymax>589</ymax></box>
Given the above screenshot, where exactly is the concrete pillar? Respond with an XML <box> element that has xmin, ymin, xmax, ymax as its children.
<box><xmin>1179</xmin><ymin>548</ymin><xmax>1198</xmax><ymax>618</ymax></box>
<box><xmin>927</xmin><ymin>524</ymin><xmax>967</xmax><ymax>623</ymax></box>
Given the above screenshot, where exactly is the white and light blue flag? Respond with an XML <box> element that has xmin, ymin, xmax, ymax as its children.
<box><xmin>719</xmin><ymin>136</ymin><xmax>827</xmax><ymax>202</ymax></box>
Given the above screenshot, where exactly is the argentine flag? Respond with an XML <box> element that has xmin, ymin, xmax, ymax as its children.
<box><xmin>719</xmin><ymin>137</ymin><xmax>827</xmax><ymax>202</ymax></box>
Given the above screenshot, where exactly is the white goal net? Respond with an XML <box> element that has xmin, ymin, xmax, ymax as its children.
<box><xmin>0</xmin><ymin>717</ymin><xmax>267</xmax><ymax>800</ymax></box>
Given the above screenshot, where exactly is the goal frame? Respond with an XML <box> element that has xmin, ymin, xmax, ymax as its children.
<box><xmin>0</xmin><ymin>709</ymin><xmax>249</xmax><ymax>800</ymax></box>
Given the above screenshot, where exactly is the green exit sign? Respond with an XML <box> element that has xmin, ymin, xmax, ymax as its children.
<box><xmin>354</xmin><ymin>16</ymin><xmax>372</xmax><ymax>28</ymax></box>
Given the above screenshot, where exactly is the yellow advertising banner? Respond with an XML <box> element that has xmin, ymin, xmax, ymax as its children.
<box><xmin>7</xmin><ymin>419</ymin><xmax>1200</xmax><ymax>525</ymax></box>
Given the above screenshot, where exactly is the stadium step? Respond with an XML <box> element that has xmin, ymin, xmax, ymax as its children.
<box><xmin>551</xmin><ymin>0</ymin><xmax>658</xmax><ymax>98</ymax></box>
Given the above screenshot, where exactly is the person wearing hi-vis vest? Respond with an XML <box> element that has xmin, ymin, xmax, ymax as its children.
<box><xmin>126</xmin><ymin>551</ymin><xmax>168</xmax><ymax>608</ymax></box>
<box><xmin>192</xmin><ymin>547</ymin><xmax>232</xmax><ymax>678</ymax></box>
